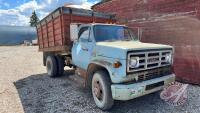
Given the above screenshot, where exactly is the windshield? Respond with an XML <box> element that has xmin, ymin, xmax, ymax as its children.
<box><xmin>93</xmin><ymin>25</ymin><xmax>138</xmax><ymax>42</ymax></box>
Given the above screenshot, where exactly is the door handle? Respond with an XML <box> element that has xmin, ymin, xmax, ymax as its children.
<box><xmin>81</xmin><ymin>47</ymin><xmax>88</xmax><ymax>51</ymax></box>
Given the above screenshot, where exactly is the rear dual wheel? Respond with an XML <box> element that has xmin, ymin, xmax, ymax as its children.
<box><xmin>46</xmin><ymin>55</ymin><xmax>64</xmax><ymax>77</ymax></box>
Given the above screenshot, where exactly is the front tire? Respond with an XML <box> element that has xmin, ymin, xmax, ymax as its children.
<box><xmin>92</xmin><ymin>71</ymin><xmax>114</xmax><ymax>110</ymax></box>
<box><xmin>46</xmin><ymin>56</ymin><xmax>57</xmax><ymax>77</ymax></box>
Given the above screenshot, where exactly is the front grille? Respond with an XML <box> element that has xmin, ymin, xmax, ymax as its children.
<box><xmin>137</xmin><ymin>66</ymin><xmax>172</xmax><ymax>82</ymax></box>
<box><xmin>124</xmin><ymin>67</ymin><xmax>172</xmax><ymax>84</ymax></box>
<box><xmin>127</xmin><ymin>49</ymin><xmax>172</xmax><ymax>73</ymax></box>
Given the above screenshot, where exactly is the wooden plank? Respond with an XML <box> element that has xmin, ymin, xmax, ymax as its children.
<box><xmin>39</xmin><ymin>45</ymin><xmax>70</xmax><ymax>52</ymax></box>
<box><xmin>52</xmin><ymin>15</ymin><xmax>55</xmax><ymax>47</ymax></box>
<box><xmin>40</xmin><ymin>23</ymin><xmax>45</xmax><ymax>49</ymax></box>
<box><xmin>45</xmin><ymin>20</ymin><xmax>49</xmax><ymax>47</ymax></box>
<box><xmin>61</xmin><ymin>10</ymin><xmax>64</xmax><ymax>45</ymax></box>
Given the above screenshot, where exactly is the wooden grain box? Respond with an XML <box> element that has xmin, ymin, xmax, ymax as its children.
<box><xmin>36</xmin><ymin>7</ymin><xmax>116</xmax><ymax>52</ymax></box>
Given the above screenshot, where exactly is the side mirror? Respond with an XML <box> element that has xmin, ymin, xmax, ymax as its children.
<box><xmin>70</xmin><ymin>24</ymin><xmax>79</xmax><ymax>41</ymax></box>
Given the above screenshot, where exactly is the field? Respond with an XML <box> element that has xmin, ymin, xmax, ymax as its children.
<box><xmin>0</xmin><ymin>46</ymin><xmax>200</xmax><ymax>113</ymax></box>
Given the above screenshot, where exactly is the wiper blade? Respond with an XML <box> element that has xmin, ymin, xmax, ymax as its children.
<box><xmin>104</xmin><ymin>39</ymin><xmax>117</xmax><ymax>42</ymax></box>
<box><xmin>121</xmin><ymin>39</ymin><xmax>131</xmax><ymax>41</ymax></box>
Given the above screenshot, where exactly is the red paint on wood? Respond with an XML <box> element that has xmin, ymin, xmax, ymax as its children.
<box><xmin>37</xmin><ymin>7</ymin><xmax>116</xmax><ymax>52</ymax></box>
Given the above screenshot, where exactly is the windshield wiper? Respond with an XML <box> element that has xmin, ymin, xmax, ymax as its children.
<box><xmin>121</xmin><ymin>39</ymin><xmax>131</xmax><ymax>41</ymax></box>
<box><xmin>103</xmin><ymin>39</ymin><xmax>117</xmax><ymax>42</ymax></box>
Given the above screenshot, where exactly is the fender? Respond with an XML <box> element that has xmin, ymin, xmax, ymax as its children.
<box><xmin>88</xmin><ymin>59</ymin><xmax>113</xmax><ymax>75</ymax></box>
<box><xmin>86</xmin><ymin>59</ymin><xmax>113</xmax><ymax>87</ymax></box>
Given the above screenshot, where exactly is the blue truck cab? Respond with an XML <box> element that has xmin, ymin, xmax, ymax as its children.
<box><xmin>69</xmin><ymin>23</ymin><xmax>175</xmax><ymax>110</ymax></box>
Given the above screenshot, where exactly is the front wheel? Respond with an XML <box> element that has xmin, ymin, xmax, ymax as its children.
<box><xmin>92</xmin><ymin>71</ymin><xmax>114</xmax><ymax>110</ymax></box>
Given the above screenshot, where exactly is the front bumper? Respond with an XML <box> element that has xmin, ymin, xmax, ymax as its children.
<box><xmin>111</xmin><ymin>74</ymin><xmax>175</xmax><ymax>100</ymax></box>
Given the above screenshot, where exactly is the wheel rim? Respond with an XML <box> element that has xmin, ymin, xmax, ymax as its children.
<box><xmin>93</xmin><ymin>80</ymin><xmax>103</xmax><ymax>101</ymax></box>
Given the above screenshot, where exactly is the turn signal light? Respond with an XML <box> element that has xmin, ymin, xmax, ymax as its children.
<box><xmin>113</xmin><ymin>61</ymin><xmax>122</xmax><ymax>68</ymax></box>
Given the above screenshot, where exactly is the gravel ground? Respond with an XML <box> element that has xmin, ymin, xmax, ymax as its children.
<box><xmin>0</xmin><ymin>46</ymin><xmax>200</xmax><ymax>113</ymax></box>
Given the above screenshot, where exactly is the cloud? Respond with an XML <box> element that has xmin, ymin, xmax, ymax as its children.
<box><xmin>4</xmin><ymin>2</ymin><xmax>10</xmax><ymax>8</ymax></box>
<box><xmin>17</xmin><ymin>0</ymin><xmax>45</xmax><ymax>12</ymax></box>
<box><xmin>0</xmin><ymin>0</ymin><xmax>98</xmax><ymax>26</ymax></box>
<box><xmin>0</xmin><ymin>8</ymin><xmax>29</xmax><ymax>26</ymax></box>
<box><xmin>65</xmin><ymin>2</ymin><xmax>94</xmax><ymax>10</ymax></box>
<box><xmin>47</xmin><ymin>0</ymin><xmax>52</xmax><ymax>4</ymax></box>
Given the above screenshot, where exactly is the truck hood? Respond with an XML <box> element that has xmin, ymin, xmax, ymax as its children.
<box><xmin>95</xmin><ymin>41</ymin><xmax>172</xmax><ymax>59</ymax></box>
<box><xmin>97</xmin><ymin>41</ymin><xmax>172</xmax><ymax>50</ymax></box>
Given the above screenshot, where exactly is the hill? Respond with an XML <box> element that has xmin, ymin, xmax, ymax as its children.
<box><xmin>0</xmin><ymin>26</ymin><xmax>37</xmax><ymax>45</ymax></box>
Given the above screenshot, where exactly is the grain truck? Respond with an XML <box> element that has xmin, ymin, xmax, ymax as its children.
<box><xmin>36</xmin><ymin>7</ymin><xmax>175</xmax><ymax>110</ymax></box>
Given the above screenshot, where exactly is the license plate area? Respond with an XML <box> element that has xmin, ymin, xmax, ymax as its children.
<box><xmin>145</xmin><ymin>81</ymin><xmax>164</xmax><ymax>90</ymax></box>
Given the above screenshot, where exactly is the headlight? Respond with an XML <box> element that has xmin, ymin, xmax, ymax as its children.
<box><xmin>166</xmin><ymin>53</ymin><xmax>172</xmax><ymax>64</ymax></box>
<box><xmin>128</xmin><ymin>57</ymin><xmax>139</xmax><ymax>68</ymax></box>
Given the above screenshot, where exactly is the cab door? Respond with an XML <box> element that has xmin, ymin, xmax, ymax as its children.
<box><xmin>72</xmin><ymin>26</ymin><xmax>94</xmax><ymax>70</ymax></box>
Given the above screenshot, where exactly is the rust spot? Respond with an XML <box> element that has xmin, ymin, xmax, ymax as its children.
<box><xmin>75</xmin><ymin>68</ymin><xmax>88</xmax><ymax>87</ymax></box>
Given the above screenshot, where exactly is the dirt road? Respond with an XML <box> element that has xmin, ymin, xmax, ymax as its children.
<box><xmin>0</xmin><ymin>46</ymin><xmax>200</xmax><ymax>113</ymax></box>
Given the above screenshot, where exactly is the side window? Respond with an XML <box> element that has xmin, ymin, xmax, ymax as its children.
<box><xmin>79</xmin><ymin>27</ymin><xmax>90</xmax><ymax>42</ymax></box>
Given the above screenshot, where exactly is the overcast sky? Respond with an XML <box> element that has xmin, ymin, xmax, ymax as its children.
<box><xmin>0</xmin><ymin>0</ymin><xmax>99</xmax><ymax>26</ymax></box>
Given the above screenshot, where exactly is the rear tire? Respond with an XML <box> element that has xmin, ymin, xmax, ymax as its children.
<box><xmin>43</xmin><ymin>52</ymin><xmax>47</xmax><ymax>66</ymax></box>
<box><xmin>55</xmin><ymin>56</ymin><xmax>64</xmax><ymax>76</ymax></box>
<box><xmin>92</xmin><ymin>71</ymin><xmax>114</xmax><ymax>110</ymax></box>
<box><xmin>46</xmin><ymin>56</ymin><xmax>58</xmax><ymax>77</ymax></box>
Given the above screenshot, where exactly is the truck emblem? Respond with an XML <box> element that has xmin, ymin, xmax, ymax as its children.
<box><xmin>160</xmin><ymin>82</ymin><xmax>188</xmax><ymax>106</ymax></box>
